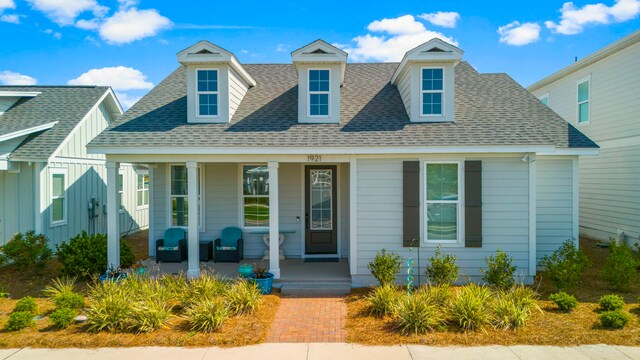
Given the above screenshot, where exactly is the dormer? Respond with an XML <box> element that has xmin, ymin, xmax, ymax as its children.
<box><xmin>391</xmin><ymin>38</ymin><xmax>463</xmax><ymax>123</ymax></box>
<box><xmin>177</xmin><ymin>40</ymin><xmax>256</xmax><ymax>124</ymax></box>
<box><xmin>291</xmin><ymin>40</ymin><xmax>347</xmax><ymax>124</ymax></box>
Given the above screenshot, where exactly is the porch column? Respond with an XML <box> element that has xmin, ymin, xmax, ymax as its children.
<box><xmin>106</xmin><ymin>161</ymin><xmax>120</xmax><ymax>270</ymax></box>
<box><xmin>186</xmin><ymin>161</ymin><xmax>200</xmax><ymax>279</ymax></box>
<box><xmin>528</xmin><ymin>154</ymin><xmax>537</xmax><ymax>277</ymax></box>
<box><xmin>268</xmin><ymin>161</ymin><xmax>280</xmax><ymax>279</ymax></box>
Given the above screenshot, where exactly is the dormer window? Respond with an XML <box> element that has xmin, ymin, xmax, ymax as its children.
<box><xmin>197</xmin><ymin>69</ymin><xmax>219</xmax><ymax>117</ymax></box>
<box><xmin>309</xmin><ymin>69</ymin><xmax>330</xmax><ymax>116</ymax></box>
<box><xmin>421</xmin><ymin>68</ymin><xmax>444</xmax><ymax>116</ymax></box>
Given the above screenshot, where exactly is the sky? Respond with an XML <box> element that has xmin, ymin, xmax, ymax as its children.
<box><xmin>0</xmin><ymin>0</ymin><xmax>639</xmax><ymax>109</ymax></box>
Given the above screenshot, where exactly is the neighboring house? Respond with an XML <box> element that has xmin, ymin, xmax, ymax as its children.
<box><xmin>528</xmin><ymin>30</ymin><xmax>639</xmax><ymax>247</ymax></box>
<box><xmin>0</xmin><ymin>86</ymin><xmax>149</xmax><ymax>247</ymax></box>
<box><xmin>88</xmin><ymin>39</ymin><xmax>597</xmax><ymax>285</ymax></box>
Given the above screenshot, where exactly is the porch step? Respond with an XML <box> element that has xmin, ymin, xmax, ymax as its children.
<box><xmin>280</xmin><ymin>282</ymin><xmax>351</xmax><ymax>296</ymax></box>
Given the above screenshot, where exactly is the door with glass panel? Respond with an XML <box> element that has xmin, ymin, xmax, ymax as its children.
<box><xmin>305</xmin><ymin>165</ymin><xmax>338</xmax><ymax>255</ymax></box>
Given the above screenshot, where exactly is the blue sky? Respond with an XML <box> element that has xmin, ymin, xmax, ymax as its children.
<box><xmin>0</xmin><ymin>0</ymin><xmax>638</xmax><ymax>108</ymax></box>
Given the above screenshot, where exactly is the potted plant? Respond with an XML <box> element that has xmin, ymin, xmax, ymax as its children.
<box><xmin>99</xmin><ymin>266</ymin><xmax>128</xmax><ymax>282</ymax></box>
<box><xmin>131</xmin><ymin>260</ymin><xmax>148</xmax><ymax>275</ymax></box>
<box><xmin>250</xmin><ymin>266</ymin><xmax>274</xmax><ymax>294</ymax></box>
<box><xmin>238</xmin><ymin>263</ymin><xmax>253</xmax><ymax>278</ymax></box>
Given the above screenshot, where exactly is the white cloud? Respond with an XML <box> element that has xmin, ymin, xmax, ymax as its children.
<box><xmin>0</xmin><ymin>70</ymin><xmax>37</xmax><ymax>85</ymax></box>
<box><xmin>44</xmin><ymin>28</ymin><xmax>62</xmax><ymax>39</ymax></box>
<box><xmin>0</xmin><ymin>0</ymin><xmax>15</xmax><ymax>11</ymax></box>
<box><xmin>67</xmin><ymin>66</ymin><xmax>153</xmax><ymax>91</ymax></box>
<box><xmin>114</xmin><ymin>92</ymin><xmax>141</xmax><ymax>110</ymax></box>
<box><xmin>341</xmin><ymin>15</ymin><xmax>457</xmax><ymax>62</ymax></box>
<box><xmin>98</xmin><ymin>7</ymin><xmax>172</xmax><ymax>44</ymax></box>
<box><xmin>545</xmin><ymin>0</ymin><xmax>640</xmax><ymax>35</ymax></box>
<box><xmin>275</xmin><ymin>43</ymin><xmax>289</xmax><ymax>52</ymax></box>
<box><xmin>26</xmin><ymin>0</ymin><xmax>108</xmax><ymax>26</ymax></box>
<box><xmin>75</xmin><ymin>18</ymin><xmax>100</xmax><ymax>29</ymax></box>
<box><xmin>498</xmin><ymin>21</ymin><xmax>541</xmax><ymax>46</ymax></box>
<box><xmin>418</xmin><ymin>11</ymin><xmax>460</xmax><ymax>28</ymax></box>
<box><xmin>0</xmin><ymin>13</ymin><xmax>19</xmax><ymax>23</ymax></box>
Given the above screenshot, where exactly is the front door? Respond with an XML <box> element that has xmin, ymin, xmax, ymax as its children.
<box><xmin>305</xmin><ymin>165</ymin><xmax>338</xmax><ymax>255</ymax></box>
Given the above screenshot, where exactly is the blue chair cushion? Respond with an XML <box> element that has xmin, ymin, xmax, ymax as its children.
<box><xmin>164</xmin><ymin>228</ymin><xmax>185</xmax><ymax>248</ymax></box>
<box><xmin>158</xmin><ymin>246</ymin><xmax>179</xmax><ymax>251</ymax></box>
<box><xmin>220</xmin><ymin>227</ymin><xmax>242</xmax><ymax>247</ymax></box>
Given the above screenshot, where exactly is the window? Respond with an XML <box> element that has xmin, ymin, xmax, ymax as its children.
<box><xmin>308</xmin><ymin>69</ymin><xmax>329</xmax><ymax>116</ymax></box>
<box><xmin>169</xmin><ymin>165</ymin><xmax>202</xmax><ymax>228</ymax></box>
<box><xmin>425</xmin><ymin>162</ymin><xmax>462</xmax><ymax>243</ymax></box>
<box><xmin>50</xmin><ymin>169</ymin><xmax>66</xmax><ymax>226</ymax></box>
<box><xmin>577</xmin><ymin>78</ymin><xmax>590</xmax><ymax>124</ymax></box>
<box><xmin>196</xmin><ymin>69</ymin><xmax>218</xmax><ymax>117</ymax></box>
<box><xmin>242</xmin><ymin>165</ymin><xmax>269</xmax><ymax>228</ymax></box>
<box><xmin>310</xmin><ymin>169</ymin><xmax>333</xmax><ymax>230</ymax></box>
<box><xmin>117</xmin><ymin>173</ymin><xmax>124</xmax><ymax>213</ymax></box>
<box><xmin>137</xmin><ymin>174</ymin><xmax>149</xmax><ymax>208</ymax></box>
<box><xmin>421</xmin><ymin>68</ymin><xmax>444</xmax><ymax>116</ymax></box>
<box><xmin>539</xmin><ymin>93</ymin><xmax>549</xmax><ymax>106</ymax></box>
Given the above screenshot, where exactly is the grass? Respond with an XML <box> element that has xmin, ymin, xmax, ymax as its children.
<box><xmin>345</xmin><ymin>237</ymin><xmax>640</xmax><ymax>346</ymax></box>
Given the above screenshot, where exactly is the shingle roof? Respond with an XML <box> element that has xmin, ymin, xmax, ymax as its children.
<box><xmin>0</xmin><ymin>86</ymin><xmax>110</xmax><ymax>160</ymax></box>
<box><xmin>88</xmin><ymin>62</ymin><xmax>597</xmax><ymax>150</ymax></box>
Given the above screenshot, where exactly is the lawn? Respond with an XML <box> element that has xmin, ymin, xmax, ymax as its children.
<box><xmin>345</xmin><ymin>237</ymin><xmax>640</xmax><ymax>346</ymax></box>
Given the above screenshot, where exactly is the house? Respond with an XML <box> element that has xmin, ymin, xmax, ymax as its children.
<box><xmin>528</xmin><ymin>30</ymin><xmax>638</xmax><ymax>247</ymax></box>
<box><xmin>0</xmin><ymin>86</ymin><xmax>149</xmax><ymax>247</ymax></box>
<box><xmin>88</xmin><ymin>39</ymin><xmax>597</xmax><ymax>286</ymax></box>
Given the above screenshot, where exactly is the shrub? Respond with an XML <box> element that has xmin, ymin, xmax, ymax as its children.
<box><xmin>366</xmin><ymin>284</ymin><xmax>401</xmax><ymax>317</ymax></box>
<box><xmin>416</xmin><ymin>284</ymin><xmax>453</xmax><ymax>308</ymax></box>
<box><xmin>44</xmin><ymin>277</ymin><xmax>84</xmax><ymax>310</ymax></box>
<box><xmin>425</xmin><ymin>246</ymin><xmax>459</xmax><ymax>286</ymax></box>
<box><xmin>602</xmin><ymin>241</ymin><xmax>639</xmax><ymax>292</ymax></box>
<box><xmin>56</xmin><ymin>231</ymin><xmax>134</xmax><ymax>277</ymax></box>
<box><xmin>482</xmin><ymin>249</ymin><xmax>516</xmax><ymax>291</ymax></box>
<box><xmin>541</xmin><ymin>239</ymin><xmax>589</xmax><ymax>291</ymax></box>
<box><xmin>181</xmin><ymin>272</ymin><xmax>229</xmax><ymax>307</ymax></box>
<box><xmin>13</xmin><ymin>296</ymin><xmax>38</xmax><ymax>315</ymax></box>
<box><xmin>226</xmin><ymin>279</ymin><xmax>262</xmax><ymax>315</ymax></box>
<box><xmin>599</xmin><ymin>294</ymin><xmax>625</xmax><ymax>311</ymax></box>
<box><xmin>5</xmin><ymin>311</ymin><xmax>34</xmax><ymax>331</ymax></box>
<box><xmin>367</xmin><ymin>249</ymin><xmax>402</xmax><ymax>287</ymax></box>
<box><xmin>85</xmin><ymin>281</ymin><xmax>133</xmax><ymax>332</ymax></box>
<box><xmin>450</xmin><ymin>284</ymin><xmax>494</xmax><ymax>332</ymax></box>
<box><xmin>0</xmin><ymin>231</ymin><xmax>52</xmax><ymax>271</ymax></box>
<box><xmin>493</xmin><ymin>286</ymin><xmax>539</xmax><ymax>330</ymax></box>
<box><xmin>49</xmin><ymin>308</ymin><xmax>76</xmax><ymax>329</ymax></box>
<box><xmin>0</xmin><ymin>283</ymin><xmax>8</xmax><ymax>298</ymax></box>
<box><xmin>186</xmin><ymin>297</ymin><xmax>231</xmax><ymax>332</ymax></box>
<box><xmin>548</xmin><ymin>292</ymin><xmax>577</xmax><ymax>312</ymax></box>
<box><xmin>394</xmin><ymin>293</ymin><xmax>446</xmax><ymax>335</ymax></box>
<box><xmin>599</xmin><ymin>310</ymin><xmax>630</xmax><ymax>329</ymax></box>
<box><xmin>129</xmin><ymin>298</ymin><xmax>172</xmax><ymax>333</ymax></box>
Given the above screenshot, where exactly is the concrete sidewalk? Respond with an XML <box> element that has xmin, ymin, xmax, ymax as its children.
<box><xmin>1</xmin><ymin>343</ymin><xmax>639</xmax><ymax>360</ymax></box>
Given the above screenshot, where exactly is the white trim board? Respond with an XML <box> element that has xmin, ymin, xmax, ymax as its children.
<box><xmin>0</xmin><ymin>121</ymin><xmax>58</xmax><ymax>143</ymax></box>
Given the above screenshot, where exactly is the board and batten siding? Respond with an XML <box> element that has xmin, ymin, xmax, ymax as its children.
<box><xmin>58</xmin><ymin>103</ymin><xmax>111</xmax><ymax>160</ymax></box>
<box><xmin>397</xmin><ymin>70</ymin><xmax>412</xmax><ymax>117</ymax></box>
<box><xmin>0</xmin><ymin>162</ymin><xmax>35</xmax><ymax>245</ymax></box>
<box><xmin>352</xmin><ymin>157</ymin><xmax>532</xmax><ymax>286</ymax></box>
<box><xmin>228</xmin><ymin>68</ymin><xmax>250</xmax><ymax>120</ymax></box>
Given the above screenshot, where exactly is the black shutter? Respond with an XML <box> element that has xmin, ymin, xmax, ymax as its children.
<box><xmin>403</xmin><ymin>161</ymin><xmax>420</xmax><ymax>247</ymax></box>
<box><xmin>465</xmin><ymin>160</ymin><xmax>482</xmax><ymax>247</ymax></box>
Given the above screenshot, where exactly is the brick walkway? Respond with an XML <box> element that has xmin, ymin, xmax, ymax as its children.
<box><xmin>266</xmin><ymin>295</ymin><xmax>347</xmax><ymax>343</ymax></box>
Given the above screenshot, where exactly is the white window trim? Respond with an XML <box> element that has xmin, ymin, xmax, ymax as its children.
<box><xmin>136</xmin><ymin>172</ymin><xmax>149</xmax><ymax>210</ymax></box>
<box><xmin>49</xmin><ymin>167</ymin><xmax>67</xmax><ymax>227</ymax></box>
<box><xmin>239</xmin><ymin>163</ymin><xmax>270</xmax><ymax>230</ymax></box>
<box><xmin>420</xmin><ymin>66</ymin><xmax>445</xmax><ymax>118</ymax></box>
<box><xmin>166</xmin><ymin>163</ymin><xmax>205</xmax><ymax>232</ymax></box>
<box><xmin>576</xmin><ymin>76</ymin><xmax>591</xmax><ymax>125</ymax></box>
<box><xmin>307</xmin><ymin>68</ymin><xmax>331</xmax><ymax>118</ymax></box>
<box><xmin>195</xmin><ymin>68</ymin><xmax>220</xmax><ymax>119</ymax></box>
<box><xmin>539</xmin><ymin>92</ymin><xmax>550</xmax><ymax>106</ymax></box>
<box><xmin>422</xmin><ymin>160</ymin><xmax>464</xmax><ymax>246</ymax></box>
<box><xmin>118</xmin><ymin>170</ymin><xmax>125</xmax><ymax>214</ymax></box>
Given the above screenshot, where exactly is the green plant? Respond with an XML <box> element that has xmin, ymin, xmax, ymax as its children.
<box><xmin>548</xmin><ymin>292</ymin><xmax>577</xmax><ymax>312</ymax></box>
<box><xmin>186</xmin><ymin>297</ymin><xmax>231</xmax><ymax>332</ymax></box>
<box><xmin>599</xmin><ymin>294</ymin><xmax>625</xmax><ymax>311</ymax></box>
<box><xmin>0</xmin><ymin>231</ymin><xmax>52</xmax><ymax>271</ymax></box>
<box><xmin>450</xmin><ymin>284</ymin><xmax>494</xmax><ymax>332</ymax></box>
<box><xmin>226</xmin><ymin>279</ymin><xmax>262</xmax><ymax>315</ymax></box>
<box><xmin>482</xmin><ymin>249</ymin><xmax>516</xmax><ymax>291</ymax></box>
<box><xmin>366</xmin><ymin>284</ymin><xmax>401</xmax><ymax>317</ymax></box>
<box><xmin>540</xmin><ymin>239</ymin><xmax>590</xmax><ymax>291</ymax></box>
<box><xmin>49</xmin><ymin>307</ymin><xmax>77</xmax><ymax>329</ymax></box>
<box><xmin>0</xmin><ymin>283</ymin><xmax>8</xmax><ymax>298</ymax></box>
<box><xmin>5</xmin><ymin>311</ymin><xmax>34</xmax><ymax>331</ymax></box>
<box><xmin>129</xmin><ymin>298</ymin><xmax>172</xmax><ymax>333</ymax></box>
<box><xmin>492</xmin><ymin>286</ymin><xmax>539</xmax><ymax>330</ymax></box>
<box><xmin>394</xmin><ymin>293</ymin><xmax>446</xmax><ymax>335</ymax></box>
<box><xmin>85</xmin><ymin>280</ymin><xmax>133</xmax><ymax>332</ymax></box>
<box><xmin>181</xmin><ymin>272</ymin><xmax>230</xmax><ymax>307</ymax></box>
<box><xmin>425</xmin><ymin>246</ymin><xmax>459</xmax><ymax>286</ymax></box>
<box><xmin>13</xmin><ymin>296</ymin><xmax>38</xmax><ymax>315</ymax></box>
<box><xmin>56</xmin><ymin>231</ymin><xmax>134</xmax><ymax>277</ymax></box>
<box><xmin>253</xmin><ymin>266</ymin><xmax>268</xmax><ymax>279</ymax></box>
<box><xmin>44</xmin><ymin>277</ymin><xmax>85</xmax><ymax>310</ymax></box>
<box><xmin>599</xmin><ymin>310</ymin><xmax>630</xmax><ymax>329</ymax></box>
<box><xmin>416</xmin><ymin>284</ymin><xmax>453</xmax><ymax>308</ymax></box>
<box><xmin>367</xmin><ymin>249</ymin><xmax>402</xmax><ymax>287</ymax></box>
<box><xmin>602</xmin><ymin>241</ymin><xmax>639</xmax><ymax>292</ymax></box>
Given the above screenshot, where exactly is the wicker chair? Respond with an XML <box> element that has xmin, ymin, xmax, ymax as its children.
<box><xmin>155</xmin><ymin>228</ymin><xmax>187</xmax><ymax>263</ymax></box>
<box><xmin>214</xmin><ymin>227</ymin><xmax>244</xmax><ymax>263</ymax></box>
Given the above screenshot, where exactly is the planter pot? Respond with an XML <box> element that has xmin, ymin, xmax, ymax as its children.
<box><xmin>238</xmin><ymin>264</ymin><xmax>253</xmax><ymax>278</ymax></box>
<box><xmin>250</xmin><ymin>272</ymin><xmax>274</xmax><ymax>294</ymax></box>
<box><xmin>99</xmin><ymin>272</ymin><xmax>128</xmax><ymax>282</ymax></box>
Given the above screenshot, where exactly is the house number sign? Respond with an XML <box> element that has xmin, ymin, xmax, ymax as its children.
<box><xmin>307</xmin><ymin>155</ymin><xmax>322</xmax><ymax>162</ymax></box>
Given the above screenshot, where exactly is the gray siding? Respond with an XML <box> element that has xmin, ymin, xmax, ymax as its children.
<box><xmin>58</xmin><ymin>103</ymin><xmax>110</xmax><ymax>160</ymax></box>
<box><xmin>397</xmin><ymin>71</ymin><xmax>412</xmax><ymax>116</ymax></box>
<box><xmin>228</xmin><ymin>69</ymin><xmax>249</xmax><ymax>120</ymax></box>
<box><xmin>0</xmin><ymin>162</ymin><xmax>35</xmax><ymax>245</ymax></box>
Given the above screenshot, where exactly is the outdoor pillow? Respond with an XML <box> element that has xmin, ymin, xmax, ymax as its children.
<box><xmin>164</xmin><ymin>228</ymin><xmax>185</xmax><ymax>248</ymax></box>
<box><xmin>158</xmin><ymin>246</ymin><xmax>179</xmax><ymax>251</ymax></box>
<box><xmin>216</xmin><ymin>246</ymin><xmax>237</xmax><ymax>251</ymax></box>
<box><xmin>220</xmin><ymin>227</ymin><xmax>242</xmax><ymax>247</ymax></box>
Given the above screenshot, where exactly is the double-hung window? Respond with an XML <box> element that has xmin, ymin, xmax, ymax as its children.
<box><xmin>137</xmin><ymin>174</ymin><xmax>149</xmax><ymax>208</ymax></box>
<box><xmin>308</xmin><ymin>69</ymin><xmax>329</xmax><ymax>116</ymax></box>
<box><xmin>425</xmin><ymin>162</ymin><xmax>461</xmax><ymax>243</ymax></box>
<box><xmin>242</xmin><ymin>165</ymin><xmax>270</xmax><ymax>228</ymax></box>
<box><xmin>197</xmin><ymin>69</ymin><xmax>218</xmax><ymax>117</ymax></box>
<box><xmin>117</xmin><ymin>173</ymin><xmax>124</xmax><ymax>213</ymax></box>
<box><xmin>169</xmin><ymin>165</ymin><xmax>202</xmax><ymax>228</ymax></box>
<box><xmin>50</xmin><ymin>169</ymin><xmax>67</xmax><ymax>226</ymax></box>
<box><xmin>421</xmin><ymin>68</ymin><xmax>444</xmax><ymax>116</ymax></box>
<box><xmin>577</xmin><ymin>78</ymin><xmax>590</xmax><ymax>124</ymax></box>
